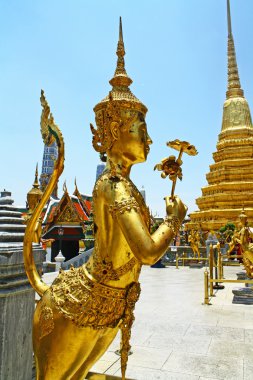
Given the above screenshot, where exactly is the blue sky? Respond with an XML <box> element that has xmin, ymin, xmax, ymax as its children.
<box><xmin>1</xmin><ymin>0</ymin><xmax>253</xmax><ymax>216</ymax></box>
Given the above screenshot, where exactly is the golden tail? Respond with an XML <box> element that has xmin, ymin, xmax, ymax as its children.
<box><xmin>23</xmin><ymin>90</ymin><xmax>65</xmax><ymax>297</ymax></box>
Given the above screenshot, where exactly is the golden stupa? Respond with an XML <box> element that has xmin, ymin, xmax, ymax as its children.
<box><xmin>26</xmin><ymin>163</ymin><xmax>43</xmax><ymax>214</ymax></box>
<box><xmin>189</xmin><ymin>0</ymin><xmax>253</xmax><ymax>231</ymax></box>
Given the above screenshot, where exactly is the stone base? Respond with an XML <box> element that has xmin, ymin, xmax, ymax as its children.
<box><xmin>232</xmin><ymin>295</ymin><xmax>253</xmax><ymax>304</ymax></box>
<box><xmin>223</xmin><ymin>260</ymin><xmax>240</xmax><ymax>266</ymax></box>
<box><xmin>189</xmin><ymin>261</ymin><xmax>204</xmax><ymax>268</ymax></box>
<box><xmin>43</xmin><ymin>261</ymin><xmax>56</xmax><ymax>273</ymax></box>
<box><xmin>232</xmin><ymin>287</ymin><xmax>253</xmax><ymax>296</ymax></box>
<box><xmin>213</xmin><ymin>283</ymin><xmax>225</xmax><ymax>290</ymax></box>
<box><xmin>151</xmin><ymin>259</ymin><xmax>165</xmax><ymax>268</ymax></box>
<box><xmin>86</xmin><ymin>372</ymin><xmax>135</xmax><ymax>380</ymax></box>
<box><xmin>236</xmin><ymin>271</ymin><xmax>247</xmax><ymax>280</ymax></box>
<box><xmin>232</xmin><ymin>287</ymin><xmax>253</xmax><ymax>304</ymax></box>
<box><xmin>0</xmin><ymin>244</ymin><xmax>44</xmax><ymax>379</ymax></box>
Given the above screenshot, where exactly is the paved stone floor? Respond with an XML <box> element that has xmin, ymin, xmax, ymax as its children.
<box><xmin>43</xmin><ymin>265</ymin><xmax>253</xmax><ymax>380</ymax></box>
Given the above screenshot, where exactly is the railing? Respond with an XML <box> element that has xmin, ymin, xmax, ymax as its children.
<box><xmin>61</xmin><ymin>248</ymin><xmax>93</xmax><ymax>270</ymax></box>
<box><xmin>163</xmin><ymin>246</ymin><xmax>207</xmax><ymax>266</ymax></box>
<box><xmin>175</xmin><ymin>254</ymin><xmax>208</xmax><ymax>269</ymax></box>
<box><xmin>204</xmin><ymin>271</ymin><xmax>253</xmax><ymax>305</ymax></box>
<box><xmin>203</xmin><ymin>244</ymin><xmax>252</xmax><ymax>305</ymax></box>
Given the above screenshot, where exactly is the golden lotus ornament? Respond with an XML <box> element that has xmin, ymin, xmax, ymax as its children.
<box><xmin>154</xmin><ymin>139</ymin><xmax>198</xmax><ymax>200</ymax></box>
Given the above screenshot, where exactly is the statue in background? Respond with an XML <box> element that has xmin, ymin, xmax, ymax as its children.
<box><xmin>225</xmin><ymin>210</ymin><xmax>253</xmax><ymax>274</ymax></box>
<box><xmin>226</xmin><ymin>229</ymin><xmax>241</xmax><ymax>257</ymax></box>
<box><xmin>188</xmin><ymin>229</ymin><xmax>200</xmax><ymax>258</ymax></box>
<box><xmin>235</xmin><ymin>210</ymin><xmax>253</xmax><ymax>277</ymax></box>
<box><xmin>24</xmin><ymin>19</ymin><xmax>187</xmax><ymax>380</ymax></box>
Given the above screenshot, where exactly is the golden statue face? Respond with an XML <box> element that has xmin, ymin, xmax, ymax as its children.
<box><xmin>119</xmin><ymin>111</ymin><xmax>152</xmax><ymax>164</ymax></box>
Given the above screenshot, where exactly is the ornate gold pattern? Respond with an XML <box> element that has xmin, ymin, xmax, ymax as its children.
<box><xmin>164</xmin><ymin>215</ymin><xmax>181</xmax><ymax>236</ymax></box>
<box><xmin>91</xmin><ymin>17</ymin><xmax>147</xmax><ymax>155</ymax></box>
<box><xmin>57</xmin><ymin>205</ymin><xmax>79</xmax><ymax>223</ymax></box>
<box><xmin>86</xmin><ymin>243</ymin><xmax>139</xmax><ymax>283</ymax></box>
<box><xmin>51</xmin><ymin>267</ymin><xmax>135</xmax><ymax>329</ymax></box>
<box><xmin>93</xmin><ymin>171</ymin><xmax>151</xmax><ymax>231</ymax></box>
<box><xmin>109</xmin><ymin>199</ymin><xmax>140</xmax><ymax>215</ymax></box>
<box><xmin>120</xmin><ymin>281</ymin><xmax>141</xmax><ymax>380</ymax></box>
<box><xmin>39</xmin><ymin>306</ymin><xmax>54</xmax><ymax>340</ymax></box>
<box><xmin>90</xmin><ymin>94</ymin><xmax>122</xmax><ymax>153</ymax></box>
<box><xmin>222</xmin><ymin>98</ymin><xmax>252</xmax><ymax>131</ymax></box>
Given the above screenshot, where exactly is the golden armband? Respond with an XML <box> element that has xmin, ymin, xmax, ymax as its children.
<box><xmin>109</xmin><ymin>199</ymin><xmax>140</xmax><ymax>215</ymax></box>
<box><xmin>164</xmin><ymin>215</ymin><xmax>181</xmax><ymax>235</ymax></box>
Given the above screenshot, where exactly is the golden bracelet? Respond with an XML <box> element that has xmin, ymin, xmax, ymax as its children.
<box><xmin>164</xmin><ymin>215</ymin><xmax>181</xmax><ymax>235</ymax></box>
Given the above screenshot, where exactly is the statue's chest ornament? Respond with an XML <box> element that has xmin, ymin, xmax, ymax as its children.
<box><xmin>109</xmin><ymin>175</ymin><xmax>151</xmax><ymax>230</ymax></box>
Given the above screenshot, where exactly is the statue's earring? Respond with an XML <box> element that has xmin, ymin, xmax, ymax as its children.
<box><xmin>110</xmin><ymin>121</ymin><xmax>119</xmax><ymax>141</ymax></box>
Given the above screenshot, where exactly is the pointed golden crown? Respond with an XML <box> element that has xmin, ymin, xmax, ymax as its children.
<box><xmin>91</xmin><ymin>18</ymin><xmax>147</xmax><ymax>153</ymax></box>
<box><xmin>94</xmin><ymin>17</ymin><xmax>147</xmax><ymax>115</ymax></box>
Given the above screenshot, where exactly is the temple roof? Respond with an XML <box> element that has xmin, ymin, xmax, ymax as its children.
<box><xmin>73</xmin><ymin>184</ymin><xmax>92</xmax><ymax>216</ymax></box>
<box><xmin>42</xmin><ymin>187</ymin><xmax>91</xmax><ymax>236</ymax></box>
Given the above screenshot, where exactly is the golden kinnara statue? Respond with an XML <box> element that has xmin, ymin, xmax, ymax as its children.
<box><xmin>188</xmin><ymin>229</ymin><xmax>201</xmax><ymax>258</ymax></box>
<box><xmin>24</xmin><ymin>19</ymin><xmax>187</xmax><ymax>380</ymax></box>
<box><xmin>234</xmin><ymin>210</ymin><xmax>253</xmax><ymax>278</ymax></box>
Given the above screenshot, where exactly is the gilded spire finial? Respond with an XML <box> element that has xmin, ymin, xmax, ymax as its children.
<box><xmin>109</xmin><ymin>17</ymin><xmax>133</xmax><ymax>88</ymax></box>
<box><xmin>227</xmin><ymin>0</ymin><xmax>232</xmax><ymax>37</ymax></box>
<box><xmin>119</xmin><ymin>16</ymin><xmax>123</xmax><ymax>43</ymax></box>
<box><xmin>26</xmin><ymin>163</ymin><xmax>43</xmax><ymax>215</ymax></box>
<box><xmin>226</xmin><ymin>0</ymin><xmax>243</xmax><ymax>99</ymax></box>
<box><xmin>33</xmin><ymin>163</ymin><xmax>40</xmax><ymax>189</ymax></box>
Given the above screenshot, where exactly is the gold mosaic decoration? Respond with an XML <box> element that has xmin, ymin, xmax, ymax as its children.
<box><xmin>39</xmin><ymin>306</ymin><xmax>54</xmax><ymax>340</ymax></box>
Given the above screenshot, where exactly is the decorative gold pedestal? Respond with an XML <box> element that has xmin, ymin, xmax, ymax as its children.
<box><xmin>86</xmin><ymin>372</ymin><xmax>135</xmax><ymax>380</ymax></box>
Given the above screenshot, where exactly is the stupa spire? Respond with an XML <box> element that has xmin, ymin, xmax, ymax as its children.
<box><xmin>227</xmin><ymin>0</ymin><xmax>232</xmax><ymax>36</ymax></box>
<box><xmin>33</xmin><ymin>163</ymin><xmax>40</xmax><ymax>189</ymax></box>
<box><xmin>188</xmin><ymin>1</ymin><xmax>253</xmax><ymax>231</ymax></box>
<box><xmin>26</xmin><ymin>163</ymin><xmax>43</xmax><ymax>214</ymax></box>
<box><xmin>226</xmin><ymin>0</ymin><xmax>243</xmax><ymax>98</ymax></box>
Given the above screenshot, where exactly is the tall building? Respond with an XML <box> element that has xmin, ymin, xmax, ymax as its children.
<box><xmin>140</xmin><ymin>186</ymin><xmax>146</xmax><ymax>203</ymax></box>
<box><xmin>189</xmin><ymin>0</ymin><xmax>253</xmax><ymax>231</ymax></box>
<box><xmin>96</xmin><ymin>162</ymin><xmax>105</xmax><ymax>180</ymax></box>
<box><xmin>39</xmin><ymin>141</ymin><xmax>58</xmax><ymax>198</ymax></box>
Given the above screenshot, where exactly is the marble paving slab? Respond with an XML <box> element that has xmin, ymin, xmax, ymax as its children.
<box><xmin>43</xmin><ymin>266</ymin><xmax>252</xmax><ymax>380</ymax></box>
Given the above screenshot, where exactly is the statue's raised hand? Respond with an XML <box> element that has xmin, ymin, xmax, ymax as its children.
<box><xmin>164</xmin><ymin>195</ymin><xmax>187</xmax><ymax>223</ymax></box>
